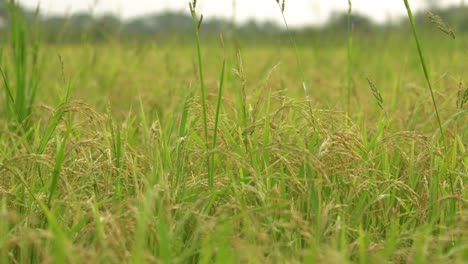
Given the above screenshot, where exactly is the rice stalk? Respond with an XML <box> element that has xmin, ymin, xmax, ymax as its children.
<box><xmin>274</xmin><ymin>0</ymin><xmax>316</xmax><ymax>126</ymax></box>
<box><xmin>403</xmin><ymin>0</ymin><xmax>446</xmax><ymax>148</ymax></box>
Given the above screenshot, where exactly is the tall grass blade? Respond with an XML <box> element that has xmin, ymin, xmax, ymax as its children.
<box><xmin>189</xmin><ymin>1</ymin><xmax>212</xmax><ymax>187</ymax></box>
<box><xmin>189</xmin><ymin>1</ymin><xmax>208</xmax><ymax>143</ymax></box>
<box><xmin>209</xmin><ymin>59</ymin><xmax>226</xmax><ymax>187</ymax></box>
<box><xmin>11</xmin><ymin>1</ymin><xmax>27</xmax><ymax>124</ymax></box>
<box><xmin>47</xmin><ymin>129</ymin><xmax>70</xmax><ymax>208</ymax></box>
<box><xmin>0</xmin><ymin>199</ymin><xmax>8</xmax><ymax>264</ymax></box>
<box><xmin>403</xmin><ymin>0</ymin><xmax>446</xmax><ymax>148</ymax></box>
<box><xmin>1</xmin><ymin>1</ymin><xmax>41</xmax><ymax>131</ymax></box>
<box><xmin>38</xmin><ymin>80</ymin><xmax>74</xmax><ymax>154</ymax></box>
<box><xmin>274</xmin><ymin>1</ymin><xmax>316</xmax><ymax>125</ymax></box>
<box><xmin>0</xmin><ymin>67</ymin><xmax>16</xmax><ymax>118</ymax></box>
<box><xmin>347</xmin><ymin>0</ymin><xmax>353</xmax><ymax>111</ymax></box>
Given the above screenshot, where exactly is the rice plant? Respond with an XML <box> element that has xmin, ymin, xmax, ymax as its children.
<box><xmin>1</xmin><ymin>0</ymin><xmax>41</xmax><ymax>131</ymax></box>
<box><xmin>0</xmin><ymin>0</ymin><xmax>466</xmax><ymax>263</ymax></box>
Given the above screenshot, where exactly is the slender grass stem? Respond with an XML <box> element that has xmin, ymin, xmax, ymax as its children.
<box><xmin>347</xmin><ymin>0</ymin><xmax>353</xmax><ymax>112</ymax></box>
<box><xmin>190</xmin><ymin>1</ymin><xmax>212</xmax><ymax>187</ymax></box>
<box><xmin>403</xmin><ymin>0</ymin><xmax>446</xmax><ymax>148</ymax></box>
<box><xmin>209</xmin><ymin>59</ymin><xmax>226</xmax><ymax>187</ymax></box>
<box><xmin>189</xmin><ymin>2</ymin><xmax>209</xmax><ymax>144</ymax></box>
<box><xmin>1</xmin><ymin>1</ymin><xmax>40</xmax><ymax>132</ymax></box>
<box><xmin>403</xmin><ymin>0</ymin><xmax>455</xmax><ymax>221</ymax></box>
<box><xmin>47</xmin><ymin>122</ymin><xmax>71</xmax><ymax>208</ymax></box>
<box><xmin>274</xmin><ymin>1</ymin><xmax>316</xmax><ymax>126</ymax></box>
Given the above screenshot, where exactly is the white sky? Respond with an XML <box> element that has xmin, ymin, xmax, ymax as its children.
<box><xmin>17</xmin><ymin>0</ymin><xmax>463</xmax><ymax>26</ymax></box>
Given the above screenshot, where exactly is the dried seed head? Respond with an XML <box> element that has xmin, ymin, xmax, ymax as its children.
<box><xmin>189</xmin><ymin>0</ymin><xmax>198</xmax><ymax>14</ymax></box>
<box><xmin>427</xmin><ymin>12</ymin><xmax>456</xmax><ymax>39</ymax></box>
<box><xmin>198</xmin><ymin>14</ymin><xmax>204</xmax><ymax>30</ymax></box>
<box><xmin>367</xmin><ymin>78</ymin><xmax>384</xmax><ymax>111</ymax></box>
<box><xmin>275</xmin><ymin>0</ymin><xmax>285</xmax><ymax>12</ymax></box>
<box><xmin>457</xmin><ymin>81</ymin><xmax>468</xmax><ymax>109</ymax></box>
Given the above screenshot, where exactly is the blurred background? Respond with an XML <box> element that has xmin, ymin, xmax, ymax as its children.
<box><xmin>1</xmin><ymin>0</ymin><xmax>467</xmax><ymax>43</ymax></box>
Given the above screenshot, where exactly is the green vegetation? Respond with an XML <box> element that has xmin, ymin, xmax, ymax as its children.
<box><xmin>0</xmin><ymin>0</ymin><xmax>467</xmax><ymax>263</ymax></box>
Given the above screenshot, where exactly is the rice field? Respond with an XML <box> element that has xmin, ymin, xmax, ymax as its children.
<box><xmin>0</xmin><ymin>1</ymin><xmax>467</xmax><ymax>263</ymax></box>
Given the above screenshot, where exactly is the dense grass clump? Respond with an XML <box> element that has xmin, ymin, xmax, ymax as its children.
<box><xmin>0</xmin><ymin>1</ymin><xmax>467</xmax><ymax>263</ymax></box>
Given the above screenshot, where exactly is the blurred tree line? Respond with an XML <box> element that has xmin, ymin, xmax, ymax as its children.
<box><xmin>0</xmin><ymin>0</ymin><xmax>467</xmax><ymax>44</ymax></box>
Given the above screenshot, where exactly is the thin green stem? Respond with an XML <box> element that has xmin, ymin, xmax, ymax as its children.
<box><xmin>190</xmin><ymin>3</ymin><xmax>208</xmax><ymax>144</ymax></box>
<box><xmin>209</xmin><ymin>60</ymin><xmax>226</xmax><ymax>187</ymax></box>
<box><xmin>190</xmin><ymin>1</ymin><xmax>211</xmax><ymax>187</ymax></box>
<box><xmin>275</xmin><ymin>2</ymin><xmax>316</xmax><ymax>127</ymax></box>
<box><xmin>403</xmin><ymin>0</ymin><xmax>446</xmax><ymax>149</ymax></box>
<box><xmin>347</xmin><ymin>0</ymin><xmax>353</xmax><ymax>112</ymax></box>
